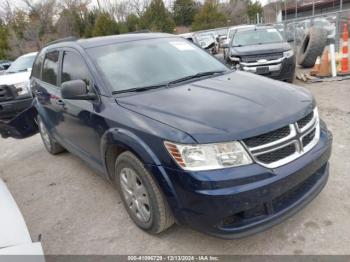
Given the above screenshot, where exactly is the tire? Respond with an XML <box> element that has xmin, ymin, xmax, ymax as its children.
<box><xmin>297</xmin><ymin>27</ymin><xmax>328</xmax><ymax>68</ymax></box>
<box><xmin>37</xmin><ymin>116</ymin><xmax>65</xmax><ymax>155</ymax></box>
<box><xmin>114</xmin><ymin>152</ymin><xmax>174</xmax><ymax>234</ymax></box>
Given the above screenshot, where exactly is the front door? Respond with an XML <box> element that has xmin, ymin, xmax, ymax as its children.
<box><xmin>55</xmin><ymin>49</ymin><xmax>102</xmax><ymax>163</ymax></box>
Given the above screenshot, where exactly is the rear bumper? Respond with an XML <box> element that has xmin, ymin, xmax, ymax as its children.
<box><xmin>156</xmin><ymin>127</ymin><xmax>332</xmax><ymax>238</ymax></box>
<box><xmin>0</xmin><ymin>97</ymin><xmax>33</xmax><ymax>120</ymax></box>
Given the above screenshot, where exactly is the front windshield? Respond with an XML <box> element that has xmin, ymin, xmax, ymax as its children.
<box><xmin>7</xmin><ymin>54</ymin><xmax>36</xmax><ymax>73</ymax></box>
<box><xmin>232</xmin><ymin>28</ymin><xmax>283</xmax><ymax>47</ymax></box>
<box><xmin>87</xmin><ymin>37</ymin><xmax>228</xmax><ymax>92</ymax></box>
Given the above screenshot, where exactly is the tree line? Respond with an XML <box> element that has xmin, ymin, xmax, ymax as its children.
<box><xmin>0</xmin><ymin>0</ymin><xmax>263</xmax><ymax>59</ymax></box>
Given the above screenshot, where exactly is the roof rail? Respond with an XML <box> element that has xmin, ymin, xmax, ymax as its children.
<box><xmin>44</xmin><ymin>36</ymin><xmax>78</xmax><ymax>47</ymax></box>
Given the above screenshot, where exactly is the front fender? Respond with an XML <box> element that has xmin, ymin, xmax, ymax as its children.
<box><xmin>101</xmin><ymin>127</ymin><xmax>162</xmax><ymax>168</ymax></box>
<box><xmin>101</xmin><ymin>128</ymin><xmax>182</xmax><ymax>218</ymax></box>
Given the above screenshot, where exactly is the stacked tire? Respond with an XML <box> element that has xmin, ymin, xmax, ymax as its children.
<box><xmin>297</xmin><ymin>27</ymin><xmax>328</xmax><ymax>68</ymax></box>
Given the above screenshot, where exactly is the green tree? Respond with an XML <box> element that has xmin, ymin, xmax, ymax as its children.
<box><xmin>173</xmin><ymin>0</ymin><xmax>198</xmax><ymax>26</ymax></box>
<box><xmin>83</xmin><ymin>10</ymin><xmax>98</xmax><ymax>37</ymax></box>
<box><xmin>125</xmin><ymin>14</ymin><xmax>140</xmax><ymax>32</ymax></box>
<box><xmin>191</xmin><ymin>0</ymin><xmax>227</xmax><ymax>31</ymax></box>
<box><xmin>246</xmin><ymin>0</ymin><xmax>263</xmax><ymax>23</ymax></box>
<box><xmin>141</xmin><ymin>0</ymin><xmax>175</xmax><ymax>33</ymax></box>
<box><xmin>0</xmin><ymin>20</ymin><xmax>10</xmax><ymax>59</ymax></box>
<box><xmin>92</xmin><ymin>12</ymin><xmax>119</xmax><ymax>36</ymax></box>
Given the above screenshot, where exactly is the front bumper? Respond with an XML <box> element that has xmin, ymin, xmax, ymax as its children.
<box><xmin>240</xmin><ymin>56</ymin><xmax>296</xmax><ymax>81</ymax></box>
<box><xmin>157</xmin><ymin>126</ymin><xmax>332</xmax><ymax>238</ymax></box>
<box><xmin>0</xmin><ymin>97</ymin><xmax>33</xmax><ymax>120</ymax></box>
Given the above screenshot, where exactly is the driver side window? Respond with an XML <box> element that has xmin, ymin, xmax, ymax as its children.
<box><xmin>61</xmin><ymin>51</ymin><xmax>92</xmax><ymax>91</ymax></box>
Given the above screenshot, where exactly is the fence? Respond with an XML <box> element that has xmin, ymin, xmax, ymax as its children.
<box><xmin>279</xmin><ymin>8</ymin><xmax>350</xmax><ymax>53</ymax></box>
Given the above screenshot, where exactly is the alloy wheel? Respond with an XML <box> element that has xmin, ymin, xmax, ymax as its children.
<box><xmin>120</xmin><ymin>167</ymin><xmax>151</xmax><ymax>223</ymax></box>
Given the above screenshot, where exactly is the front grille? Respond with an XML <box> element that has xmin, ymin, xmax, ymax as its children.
<box><xmin>256</xmin><ymin>144</ymin><xmax>296</xmax><ymax>164</ymax></box>
<box><xmin>297</xmin><ymin>111</ymin><xmax>314</xmax><ymax>129</ymax></box>
<box><xmin>242</xmin><ymin>108</ymin><xmax>319</xmax><ymax>168</ymax></box>
<box><xmin>243</xmin><ymin>126</ymin><xmax>290</xmax><ymax>148</ymax></box>
<box><xmin>241</xmin><ymin>53</ymin><xmax>283</xmax><ymax>63</ymax></box>
<box><xmin>0</xmin><ymin>85</ymin><xmax>16</xmax><ymax>102</ymax></box>
<box><xmin>302</xmin><ymin>129</ymin><xmax>316</xmax><ymax>147</ymax></box>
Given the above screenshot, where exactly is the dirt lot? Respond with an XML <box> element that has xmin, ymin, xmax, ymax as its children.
<box><xmin>0</xmin><ymin>79</ymin><xmax>350</xmax><ymax>255</ymax></box>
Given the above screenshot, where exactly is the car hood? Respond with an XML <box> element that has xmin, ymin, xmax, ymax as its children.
<box><xmin>230</xmin><ymin>42</ymin><xmax>291</xmax><ymax>56</ymax></box>
<box><xmin>117</xmin><ymin>71</ymin><xmax>314</xmax><ymax>143</ymax></box>
<box><xmin>0</xmin><ymin>71</ymin><xmax>31</xmax><ymax>86</ymax></box>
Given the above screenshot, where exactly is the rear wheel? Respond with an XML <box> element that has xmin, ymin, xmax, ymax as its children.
<box><xmin>114</xmin><ymin>152</ymin><xmax>174</xmax><ymax>234</ymax></box>
<box><xmin>37</xmin><ymin>116</ymin><xmax>64</xmax><ymax>155</ymax></box>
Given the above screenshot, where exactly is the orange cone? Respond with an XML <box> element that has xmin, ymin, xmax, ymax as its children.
<box><xmin>317</xmin><ymin>49</ymin><xmax>331</xmax><ymax>77</ymax></box>
<box><xmin>310</xmin><ymin>56</ymin><xmax>321</xmax><ymax>76</ymax></box>
<box><xmin>340</xmin><ymin>23</ymin><xmax>349</xmax><ymax>74</ymax></box>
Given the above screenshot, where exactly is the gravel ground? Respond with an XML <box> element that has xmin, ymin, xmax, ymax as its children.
<box><xmin>0</xmin><ymin>79</ymin><xmax>349</xmax><ymax>255</ymax></box>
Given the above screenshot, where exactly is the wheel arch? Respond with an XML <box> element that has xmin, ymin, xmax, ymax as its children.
<box><xmin>101</xmin><ymin>128</ymin><xmax>181</xmax><ymax>216</ymax></box>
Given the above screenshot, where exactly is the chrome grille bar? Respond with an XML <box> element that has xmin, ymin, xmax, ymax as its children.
<box><xmin>242</xmin><ymin>108</ymin><xmax>320</xmax><ymax>169</ymax></box>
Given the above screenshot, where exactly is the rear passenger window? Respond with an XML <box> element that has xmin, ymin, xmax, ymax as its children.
<box><xmin>42</xmin><ymin>51</ymin><xmax>59</xmax><ymax>86</ymax></box>
<box><xmin>32</xmin><ymin>52</ymin><xmax>44</xmax><ymax>79</ymax></box>
<box><xmin>61</xmin><ymin>51</ymin><xmax>91</xmax><ymax>86</ymax></box>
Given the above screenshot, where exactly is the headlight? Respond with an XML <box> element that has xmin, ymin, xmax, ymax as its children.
<box><xmin>14</xmin><ymin>81</ymin><xmax>29</xmax><ymax>95</ymax></box>
<box><xmin>283</xmin><ymin>49</ymin><xmax>294</xmax><ymax>58</ymax></box>
<box><xmin>229</xmin><ymin>56</ymin><xmax>240</xmax><ymax>62</ymax></box>
<box><xmin>164</xmin><ymin>141</ymin><xmax>252</xmax><ymax>171</ymax></box>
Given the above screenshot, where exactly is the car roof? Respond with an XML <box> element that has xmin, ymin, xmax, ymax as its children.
<box><xmin>45</xmin><ymin>33</ymin><xmax>177</xmax><ymax>50</ymax></box>
<box><xmin>19</xmin><ymin>52</ymin><xmax>38</xmax><ymax>58</ymax></box>
<box><xmin>228</xmin><ymin>25</ymin><xmax>253</xmax><ymax>31</ymax></box>
<box><xmin>235</xmin><ymin>25</ymin><xmax>276</xmax><ymax>32</ymax></box>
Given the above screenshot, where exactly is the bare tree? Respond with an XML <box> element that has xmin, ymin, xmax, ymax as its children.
<box><xmin>129</xmin><ymin>0</ymin><xmax>150</xmax><ymax>16</ymax></box>
<box><xmin>219</xmin><ymin>0</ymin><xmax>248</xmax><ymax>26</ymax></box>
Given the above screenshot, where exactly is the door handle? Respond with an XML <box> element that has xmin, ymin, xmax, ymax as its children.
<box><xmin>56</xmin><ymin>99</ymin><xmax>65</xmax><ymax>106</ymax></box>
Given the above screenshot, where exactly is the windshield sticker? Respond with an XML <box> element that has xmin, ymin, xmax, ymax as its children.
<box><xmin>267</xmin><ymin>28</ymin><xmax>278</xmax><ymax>33</ymax></box>
<box><xmin>170</xmin><ymin>42</ymin><xmax>195</xmax><ymax>51</ymax></box>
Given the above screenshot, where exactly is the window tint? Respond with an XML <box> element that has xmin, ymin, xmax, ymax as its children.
<box><xmin>32</xmin><ymin>52</ymin><xmax>44</xmax><ymax>79</ymax></box>
<box><xmin>42</xmin><ymin>51</ymin><xmax>59</xmax><ymax>85</ymax></box>
<box><xmin>61</xmin><ymin>51</ymin><xmax>91</xmax><ymax>86</ymax></box>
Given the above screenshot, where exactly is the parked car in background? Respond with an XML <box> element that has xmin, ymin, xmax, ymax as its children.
<box><xmin>0</xmin><ymin>179</ymin><xmax>44</xmax><ymax>258</ymax></box>
<box><xmin>193</xmin><ymin>31</ymin><xmax>219</xmax><ymax>54</ymax></box>
<box><xmin>0</xmin><ymin>34</ymin><xmax>332</xmax><ymax>239</ymax></box>
<box><xmin>223</xmin><ymin>25</ymin><xmax>296</xmax><ymax>82</ymax></box>
<box><xmin>0</xmin><ymin>52</ymin><xmax>37</xmax><ymax>120</ymax></box>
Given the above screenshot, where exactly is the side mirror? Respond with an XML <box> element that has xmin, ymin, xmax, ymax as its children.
<box><xmin>61</xmin><ymin>79</ymin><xmax>96</xmax><ymax>100</ymax></box>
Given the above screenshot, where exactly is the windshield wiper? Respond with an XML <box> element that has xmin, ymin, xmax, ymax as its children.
<box><xmin>112</xmin><ymin>70</ymin><xmax>227</xmax><ymax>95</ymax></box>
<box><xmin>167</xmin><ymin>70</ymin><xmax>226</xmax><ymax>86</ymax></box>
<box><xmin>112</xmin><ymin>83</ymin><xmax>167</xmax><ymax>94</ymax></box>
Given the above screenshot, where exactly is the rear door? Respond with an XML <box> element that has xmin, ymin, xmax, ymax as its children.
<box><xmin>31</xmin><ymin>49</ymin><xmax>63</xmax><ymax>138</ymax></box>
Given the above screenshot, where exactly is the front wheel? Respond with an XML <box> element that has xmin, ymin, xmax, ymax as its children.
<box><xmin>114</xmin><ymin>152</ymin><xmax>174</xmax><ymax>234</ymax></box>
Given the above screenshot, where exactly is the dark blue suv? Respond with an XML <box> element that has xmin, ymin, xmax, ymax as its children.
<box><xmin>0</xmin><ymin>33</ymin><xmax>332</xmax><ymax>238</ymax></box>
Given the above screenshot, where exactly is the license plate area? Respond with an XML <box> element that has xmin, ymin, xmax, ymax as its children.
<box><xmin>256</xmin><ymin>66</ymin><xmax>269</xmax><ymax>74</ymax></box>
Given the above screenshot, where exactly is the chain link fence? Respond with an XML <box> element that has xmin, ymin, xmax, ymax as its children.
<box><xmin>279</xmin><ymin>9</ymin><xmax>350</xmax><ymax>54</ymax></box>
